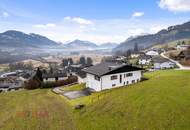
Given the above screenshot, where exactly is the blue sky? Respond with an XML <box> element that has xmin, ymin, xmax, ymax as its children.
<box><xmin>0</xmin><ymin>0</ymin><xmax>190</xmax><ymax>44</ymax></box>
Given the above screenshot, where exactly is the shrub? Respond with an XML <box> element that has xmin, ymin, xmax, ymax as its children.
<box><xmin>24</xmin><ymin>79</ymin><xmax>41</xmax><ymax>90</ymax></box>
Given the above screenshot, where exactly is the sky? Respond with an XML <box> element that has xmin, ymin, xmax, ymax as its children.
<box><xmin>0</xmin><ymin>0</ymin><xmax>190</xmax><ymax>44</ymax></box>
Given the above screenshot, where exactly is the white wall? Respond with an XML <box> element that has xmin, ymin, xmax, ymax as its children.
<box><xmin>139</xmin><ymin>59</ymin><xmax>151</xmax><ymax>65</ymax></box>
<box><xmin>86</xmin><ymin>73</ymin><xmax>101</xmax><ymax>91</ymax></box>
<box><xmin>154</xmin><ymin>62</ymin><xmax>175</xmax><ymax>69</ymax></box>
<box><xmin>86</xmin><ymin>71</ymin><xmax>142</xmax><ymax>91</ymax></box>
<box><xmin>78</xmin><ymin>76</ymin><xmax>86</xmax><ymax>83</ymax></box>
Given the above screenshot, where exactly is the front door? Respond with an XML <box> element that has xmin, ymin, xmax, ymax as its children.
<box><xmin>120</xmin><ymin>74</ymin><xmax>122</xmax><ymax>83</ymax></box>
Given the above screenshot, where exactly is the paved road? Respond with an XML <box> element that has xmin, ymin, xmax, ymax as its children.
<box><xmin>160</xmin><ymin>53</ymin><xmax>190</xmax><ymax>70</ymax></box>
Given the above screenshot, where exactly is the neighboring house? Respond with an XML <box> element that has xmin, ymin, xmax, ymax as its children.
<box><xmin>146</xmin><ymin>50</ymin><xmax>159</xmax><ymax>56</ymax></box>
<box><xmin>130</xmin><ymin>52</ymin><xmax>145</xmax><ymax>58</ymax></box>
<box><xmin>0</xmin><ymin>77</ymin><xmax>24</xmax><ymax>91</ymax></box>
<box><xmin>177</xmin><ymin>50</ymin><xmax>190</xmax><ymax>65</ymax></box>
<box><xmin>152</xmin><ymin>57</ymin><xmax>175</xmax><ymax>70</ymax></box>
<box><xmin>138</xmin><ymin>55</ymin><xmax>152</xmax><ymax>65</ymax></box>
<box><xmin>176</xmin><ymin>45</ymin><xmax>190</xmax><ymax>50</ymax></box>
<box><xmin>130</xmin><ymin>53</ymin><xmax>140</xmax><ymax>58</ymax></box>
<box><xmin>42</xmin><ymin>73</ymin><xmax>67</xmax><ymax>82</ymax></box>
<box><xmin>82</xmin><ymin>62</ymin><xmax>143</xmax><ymax>91</ymax></box>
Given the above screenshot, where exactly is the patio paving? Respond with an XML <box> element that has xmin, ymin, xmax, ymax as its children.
<box><xmin>63</xmin><ymin>89</ymin><xmax>91</xmax><ymax>99</ymax></box>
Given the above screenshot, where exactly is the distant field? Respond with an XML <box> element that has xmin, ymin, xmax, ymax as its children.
<box><xmin>0</xmin><ymin>64</ymin><xmax>9</xmax><ymax>72</ymax></box>
<box><xmin>1</xmin><ymin>70</ymin><xmax>190</xmax><ymax>130</ymax></box>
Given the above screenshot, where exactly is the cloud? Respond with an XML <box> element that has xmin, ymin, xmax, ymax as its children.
<box><xmin>159</xmin><ymin>0</ymin><xmax>190</xmax><ymax>12</ymax></box>
<box><xmin>2</xmin><ymin>12</ymin><xmax>9</xmax><ymax>18</ymax></box>
<box><xmin>132</xmin><ymin>12</ymin><xmax>144</xmax><ymax>17</ymax></box>
<box><xmin>33</xmin><ymin>23</ymin><xmax>56</xmax><ymax>29</ymax></box>
<box><xmin>64</xmin><ymin>16</ymin><xmax>94</xmax><ymax>25</ymax></box>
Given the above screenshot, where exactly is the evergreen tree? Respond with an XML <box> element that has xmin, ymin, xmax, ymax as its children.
<box><xmin>79</xmin><ymin>56</ymin><xmax>86</xmax><ymax>65</ymax></box>
<box><xmin>62</xmin><ymin>58</ymin><xmax>69</xmax><ymax>67</ymax></box>
<box><xmin>86</xmin><ymin>57</ymin><xmax>93</xmax><ymax>65</ymax></box>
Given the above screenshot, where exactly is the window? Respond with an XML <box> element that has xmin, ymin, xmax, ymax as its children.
<box><xmin>112</xmin><ymin>84</ymin><xmax>116</xmax><ymax>87</ymax></box>
<box><xmin>126</xmin><ymin>73</ymin><xmax>133</xmax><ymax>77</ymax></box>
<box><xmin>111</xmin><ymin>75</ymin><xmax>118</xmax><ymax>80</ymax></box>
<box><xmin>94</xmin><ymin>75</ymin><xmax>100</xmax><ymax>81</ymax></box>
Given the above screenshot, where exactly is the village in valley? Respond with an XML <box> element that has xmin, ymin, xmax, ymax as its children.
<box><xmin>1</xmin><ymin>0</ymin><xmax>190</xmax><ymax>129</ymax></box>
<box><xmin>1</xmin><ymin>39</ymin><xmax>190</xmax><ymax>94</ymax></box>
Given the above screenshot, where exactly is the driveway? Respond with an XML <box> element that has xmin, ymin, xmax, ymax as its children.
<box><xmin>160</xmin><ymin>53</ymin><xmax>190</xmax><ymax>70</ymax></box>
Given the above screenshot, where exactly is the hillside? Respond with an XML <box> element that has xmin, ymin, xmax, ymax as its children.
<box><xmin>115</xmin><ymin>21</ymin><xmax>190</xmax><ymax>52</ymax></box>
<box><xmin>150</xmin><ymin>38</ymin><xmax>190</xmax><ymax>49</ymax></box>
<box><xmin>0</xmin><ymin>30</ymin><xmax>59</xmax><ymax>48</ymax></box>
<box><xmin>0</xmin><ymin>89</ymin><xmax>75</xmax><ymax>130</ymax></box>
<box><xmin>70</xmin><ymin>70</ymin><xmax>190</xmax><ymax>130</ymax></box>
<box><xmin>1</xmin><ymin>70</ymin><xmax>190</xmax><ymax>129</ymax></box>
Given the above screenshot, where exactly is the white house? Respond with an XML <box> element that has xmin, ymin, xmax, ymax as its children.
<box><xmin>176</xmin><ymin>45</ymin><xmax>189</xmax><ymax>50</ymax></box>
<box><xmin>153</xmin><ymin>57</ymin><xmax>175</xmax><ymax>70</ymax></box>
<box><xmin>42</xmin><ymin>73</ymin><xmax>67</xmax><ymax>82</ymax></box>
<box><xmin>138</xmin><ymin>55</ymin><xmax>152</xmax><ymax>65</ymax></box>
<box><xmin>82</xmin><ymin>62</ymin><xmax>143</xmax><ymax>91</ymax></box>
<box><xmin>146</xmin><ymin>50</ymin><xmax>159</xmax><ymax>56</ymax></box>
<box><xmin>0</xmin><ymin>77</ymin><xmax>24</xmax><ymax>92</ymax></box>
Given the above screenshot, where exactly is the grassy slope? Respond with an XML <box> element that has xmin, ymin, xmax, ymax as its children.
<box><xmin>151</xmin><ymin>38</ymin><xmax>190</xmax><ymax>49</ymax></box>
<box><xmin>60</xmin><ymin>84</ymin><xmax>85</xmax><ymax>92</ymax></box>
<box><xmin>70</xmin><ymin>70</ymin><xmax>190</xmax><ymax>130</ymax></box>
<box><xmin>1</xmin><ymin>70</ymin><xmax>190</xmax><ymax>130</ymax></box>
<box><xmin>0</xmin><ymin>89</ymin><xmax>75</xmax><ymax>130</ymax></box>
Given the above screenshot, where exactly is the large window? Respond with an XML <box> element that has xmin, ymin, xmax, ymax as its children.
<box><xmin>125</xmin><ymin>73</ymin><xmax>133</xmax><ymax>77</ymax></box>
<box><xmin>94</xmin><ymin>75</ymin><xmax>100</xmax><ymax>81</ymax></box>
<box><xmin>111</xmin><ymin>75</ymin><xmax>118</xmax><ymax>80</ymax></box>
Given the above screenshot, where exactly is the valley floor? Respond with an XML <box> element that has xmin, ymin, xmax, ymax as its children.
<box><xmin>0</xmin><ymin>70</ymin><xmax>190</xmax><ymax>130</ymax></box>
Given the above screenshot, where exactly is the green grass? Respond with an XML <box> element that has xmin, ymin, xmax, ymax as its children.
<box><xmin>60</xmin><ymin>83</ymin><xmax>85</xmax><ymax>92</ymax></box>
<box><xmin>1</xmin><ymin>70</ymin><xmax>190</xmax><ymax>130</ymax></box>
<box><xmin>0</xmin><ymin>89</ymin><xmax>75</xmax><ymax>130</ymax></box>
<box><xmin>70</xmin><ymin>70</ymin><xmax>190</xmax><ymax>130</ymax></box>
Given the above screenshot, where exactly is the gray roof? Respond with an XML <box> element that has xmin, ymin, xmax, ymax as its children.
<box><xmin>42</xmin><ymin>73</ymin><xmax>67</xmax><ymax>78</ymax></box>
<box><xmin>82</xmin><ymin>62</ymin><xmax>142</xmax><ymax>76</ymax></box>
<box><xmin>139</xmin><ymin>55</ymin><xmax>152</xmax><ymax>60</ymax></box>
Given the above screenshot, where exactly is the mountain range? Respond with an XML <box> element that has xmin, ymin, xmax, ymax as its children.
<box><xmin>0</xmin><ymin>30</ymin><xmax>118</xmax><ymax>50</ymax></box>
<box><xmin>0</xmin><ymin>30</ymin><xmax>59</xmax><ymax>48</ymax></box>
<box><xmin>114</xmin><ymin>20</ymin><xmax>190</xmax><ymax>52</ymax></box>
<box><xmin>1</xmin><ymin>20</ymin><xmax>190</xmax><ymax>53</ymax></box>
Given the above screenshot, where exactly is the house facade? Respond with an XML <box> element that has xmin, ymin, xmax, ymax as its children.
<box><xmin>153</xmin><ymin>57</ymin><xmax>175</xmax><ymax>70</ymax></box>
<box><xmin>83</xmin><ymin>62</ymin><xmax>143</xmax><ymax>91</ymax></box>
<box><xmin>138</xmin><ymin>55</ymin><xmax>152</xmax><ymax>65</ymax></box>
<box><xmin>176</xmin><ymin>45</ymin><xmax>189</xmax><ymax>50</ymax></box>
<box><xmin>177</xmin><ymin>50</ymin><xmax>190</xmax><ymax>65</ymax></box>
<box><xmin>42</xmin><ymin>73</ymin><xmax>67</xmax><ymax>82</ymax></box>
